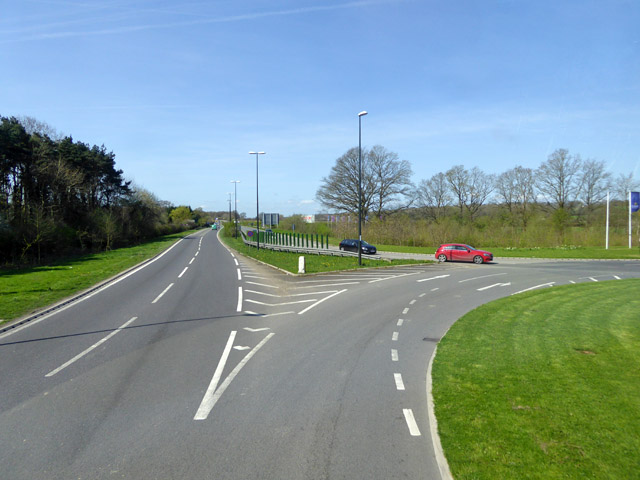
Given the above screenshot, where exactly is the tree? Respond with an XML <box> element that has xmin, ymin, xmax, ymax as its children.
<box><xmin>367</xmin><ymin>145</ymin><xmax>414</xmax><ymax>216</ymax></box>
<box><xmin>169</xmin><ymin>205</ymin><xmax>193</xmax><ymax>225</ymax></box>
<box><xmin>613</xmin><ymin>172</ymin><xmax>640</xmax><ymax>201</ymax></box>
<box><xmin>578</xmin><ymin>159</ymin><xmax>611</xmax><ymax>223</ymax></box>
<box><xmin>444</xmin><ymin>165</ymin><xmax>494</xmax><ymax>221</ymax></box>
<box><xmin>415</xmin><ymin>172</ymin><xmax>452</xmax><ymax>222</ymax></box>
<box><xmin>536</xmin><ymin>148</ymin><xmax>582</xmax><ymax>211</ymax></box>
<box><xmin>316</xmin><ymin>146</ymin><xmax>413</xmax><ymax>218</ymax></box>
<box><xmin>495</xmin><ymin>166</ymin><xmax>535</xmax><ymax>227</ymax></box>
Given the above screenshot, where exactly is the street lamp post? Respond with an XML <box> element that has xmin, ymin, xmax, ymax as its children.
<box><xmin>228</xmin><ymin>193</ymin><xmax>232</xmax><ymax>226</ymax></box>
<box><xmin>357</xmin><ymin>111</ymin><xmax>367</xmax><ymax>266</ymax></box>
<box><xmin>231</xmin><ymin>180</ymin><xmax>240</xmax><ymax>238</ymax></box>
<box><xmin>249</xmin><ymin>151</ymin><xmax>266</xmax><ymax>250</ymax></box>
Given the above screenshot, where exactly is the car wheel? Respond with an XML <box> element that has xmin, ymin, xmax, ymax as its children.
<box><xmin>438</xmin><ymin>254</ymin><xmax>447</xmax><ymax>262</ymax></box>
<box><xmin>473</xmin><ymin>255</ymin><xmax>484</xmax><ymax>264</ymax></box>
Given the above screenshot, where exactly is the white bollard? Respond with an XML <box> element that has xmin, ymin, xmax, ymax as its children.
<box><xmin>298</xmin><ymin>256</ymin><xmax>306</xmax><ymax>274</ymax></box>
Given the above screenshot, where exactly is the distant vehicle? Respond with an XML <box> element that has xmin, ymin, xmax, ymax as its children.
<box><xmin>339</xmin><ymin>239</ymin><xmax>377</xmax><ymax>254</ymax></box>
<box><xmin>264</xmin><ymin>229</ymin><xmax>273</xmax><ymax>234</ymax></box>
<box><xmin>435</xmin><ymin>243</ymin><xmax>493</xmax><ymax>264</ymax></box>
<box><xmin>212</xmin><ymin>224</ymin><xmax>217</xmax><ymax>230</ymax></box>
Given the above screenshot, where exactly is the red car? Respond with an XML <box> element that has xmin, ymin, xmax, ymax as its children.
<box><xmin>435</xmin><ymin>244</ymin><xmax>493</xmax><ymax>264</ymax></box>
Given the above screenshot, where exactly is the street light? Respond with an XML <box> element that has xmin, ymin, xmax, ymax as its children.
<box><xmin>358</xmin><ymin>111</ymin><xmax>367</xmax><ymax>266</ymax></box>
<box><xmin>249</xmin><ymin>151</ymin><xmax>266</xmax><ymax>250</ymax></box>
<box><xmin>231</xmin><ymin>180</ymin><xmax>240</xmax><ymax>238</ymax></box>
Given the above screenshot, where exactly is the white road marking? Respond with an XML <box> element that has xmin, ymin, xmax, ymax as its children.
<box><xmin>189</xmin><ymin>257</ymin><xmax>195</xmax><ymax>265</ymax></box>
<box><xmin>195</xmin><ymin>251</ymin><xmax>199</xmax><ymax>257</ymax></box>
<box><xmin>294</xmin><ymin>282</ymin><xmax>360</xmax><ymax>288</ymax></box>
<box><xmin>368</xmin><ymin>271</ymin><xmax>422</xmax><ymax>283</ymax></box>
<box><xmin>178</xmin><ymin>267</ymin><xmax>188</xmax><ymax>278</ymax></box>
<box><xmin>234</xmin><ymin>258</ymin><xmax>239</xmax><ymax>266</ymax></box>
<box><xmin>392</xmin><ymin>332</ymin><xmax>399</xmax><ymax>341</ymax></box>
<box><xmin>589</xmin><ymin>277</ymin><xmax>598</xmax><ymax>282</ymax></box>
<box><xmin>244</xmin><ymin>327</ymin><xmax>271</xmax><ymax>332</ymax></box>
<box><xmin>614</xmin><ymin>275</ymin><xmax>621</xmax><ymax>280</ymax></box>
<box><xmin>419</xmin><ymin>293</ymin><xmax>426</xmax><ymax>297</ymax></box>
<box><xmin>476</xmin><ymin>282</ymin><xmax>511</xmax><ymax>291</ymax></box>
<box><xmin>233</xmin><ymin>346</ymin><xmax>250</xmax><ymax>351</ymax></box>
<box><xmin>237</xmin><ymin>287</ymin><xmax>243</xmax><ymax>312</ymax></box>
<box><xmin>255</xmin><ymin>311</ymin><xmax>295</xmax><ymax>317</ymax></box>
<box><xmin>46</xmin><ymin>317</ymin><xmax>138</xmax><ymax>377</ymax></box>
<box><xmin>417</xmin><ymin>275</ymin><xmax>450</xmax><ymax>283</ymax></box>
<box><xmin>298</xmin><ymin>289</ymin><xmax>347</xmax><ymax>315</ymax></box>
<box><xmin>237</xmin><ymin>269</ymin><xmax>242</xmax><ymax>280</ymax></box>
<box><xmin>431</xmin><ymin>288</ymin><xmax>439</xmax><ymax>292</ymax></box>
<box><xmin>403</xmin><ymin>409</ymin><xmax>422</xmax><ymax>436</ymax></box>
<box><xmin>194</xmin><ymin>332</ymin><xmax>275</xmax><ymax>420</ymax></box>
<box><xmin>244</xmin><ymin>289</ymin><xmax>337</xmax><ymax>298</ymax></box>
<box><xmin>152</xmin><ymin>283</ymin><xmax>174</xmax><ymax>303</ymax></box>
<box><xmin>245</xmin><ymin>281</ymin><xmax>279</xmax><ymax>289</ymax></box>
<box><xmin>511</xmin><ymin>282</ymin><xmax>555</xmax><ymax>295</ymax></box>
<box><xmin>402</xmin><ymin>308</ymin><xmax>409</xmax><ymax>315</ymax></box>
<box><xmin>397</xmin><ymin>319</ymin><xmax>404</xmax><ymax>326</ymax></box>
<box><xmin>245</xmin><ymin>298</ymin><xmax>316</xmax><ymax>306</ymax></box>
<box><xmin>409</xmin><ymin>299</ymin><xmax>416</xmax><ymax>305</ymax></box>
<box><xmin>394</xmin><ymin>373</ymin><xmax>405</xmax><ymax>390</ymax></box>
<box><xmin>0</xmin><ymin>237</ymin><xmax>185</xmax><ymax>340</ymax></box>
<box><xmin>194</xmin><ymin>331</ymin><xmax>237</xmax><ymax>420</ymax></box>
<box><xmin>391</xmin><ymin>349</ymin><xmax>399</xmax><ymax>361</ymax></box>
<box><xmin>459</xmin><ymin>272</ymin><xmax>507</xmax><ymax>283</ymax></box>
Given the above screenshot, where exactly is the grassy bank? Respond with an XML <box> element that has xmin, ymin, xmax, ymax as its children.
<box><xmin>219</xmin><ymin>232</ymin><xmax>427</xmax><ymax>273</ymax></box>
<box><xmin>432</xmin><ymin>279</ymin><xmax>640</xmax><ymax>479</ymax></box>
<box><xmin>0</xmin><ymin>230</ymin><xmax>196</xmax><ymax>324</ymax></box>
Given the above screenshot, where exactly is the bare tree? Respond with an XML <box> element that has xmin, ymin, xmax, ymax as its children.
<box><xmin>536</xmin><ymin>148</ymin><xmax>583</xmax><ymax>211</ymax></box>
<box><xmin>496</xmin><ymin>166</ymin><xmax>535</xmax><ymax>227</ymax></box>
<box><xmin>445</xmin><ymin>165</ymin><xmax>493</xmax><ymax>221</ymax></box>
<box><xmin>316</xmin><ymin>146</ymin><xmax>413</xmax><ymax>218</ymax></box>
<box><xmin>368</xmin><ymin>145</ymin><xmax>414</xmax><ymax>216</ymax></box>
<box><xmin>613</xmin><ymin>172</ymin><xmax>640</xmax><ymax>201</ymax></box>
<box><xmin>415</xmin><ymin>172</ymin><xmax>452</xmax><ymax>222</ymax></box>
<box><xmin>578</xmin><ymin>159</ymin><xmax>611</xmax><ymax>222</ymax></box>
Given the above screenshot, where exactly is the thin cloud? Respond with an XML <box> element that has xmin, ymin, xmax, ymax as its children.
<box><xmin>2</xmin><ymin>0</ymin><xmax>403</xmax><ymax>43</ymax></box>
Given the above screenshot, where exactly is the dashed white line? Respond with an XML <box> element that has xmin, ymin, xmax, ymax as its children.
<box><xmin>417</xmin><ymin>275</ymin><xmax>450</xmax><ymax>283</ymax></box>
<box><xmin>392</xmin><ymin>332</ymin><xmax>399</xmax><ymax>341</ymax></box>
<box><xmin>397</xmin><ymin>319</ymin><xmax>404</xmax><ymax>326</ymax></box>
<box><xmin>152</xmin><ymin>283</ymin><xmax>174</xmax><ymax>303</ymax></box>
<box><xmin>403</xmin><ymin>409</ymin><xmax>422</xmax><ymax>436</ymax></box>
<box><xmin>589</xmin><ymin>277</ymin><xmax>598</xmax><ymax>282</ymax></box>
<box><xmin>237</xmin><ymin>287</ymin><xmax>243</xmax><ymax>312</ymax></box>
<box><xmin>234</xmin><ymin>258</ymin><xmax>239</xmax><ymax>266</ymax></box>
<box><xmin>391</xmin><ymin>349</ymin><xmax>398</xmax><ymax>362</ymax></box>
<box><xmin>409</xmin><ymin>299</ymin><xmax>416</xmax><ymax>305</ymax></box>
<box><xmin>189</xmin><ymin>257</ymin><xmax>195</xmax><ymax>265</ymax></box>
<box><xmin>46</xmin><ymin>317</ymin><xmax>138</xmax><ymax>377</ymax></box>
<box><xmin>237</xmin><ymin>269</ymin><xmax>242</xmax><ymax>280</ymax></box>
<box><xmin>402</xmin><ymin>308</ymin><xmax>409</xmax><ymax>315</ymax></box>
<box><xmin>394</xmin><ymin>373</ymin><xmax>405</xmax><ymax>390</ymax></box>
<box><xmin>178</xmin><ymin>267</ymin><xmax>188</xmax><ymax>278</ymax></box>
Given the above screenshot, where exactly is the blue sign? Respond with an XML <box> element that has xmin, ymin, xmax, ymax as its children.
<box><xmin>632</xmin><ymin>192</ymin><xmax>640</xmax><ymax>213</ymax></box>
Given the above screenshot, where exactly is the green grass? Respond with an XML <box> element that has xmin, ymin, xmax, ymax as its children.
<box><xmin>377</xmin><ymin>243</ymin><xmax>640</xmax><ymax>259</ymax></box>
<box><xmin>432</xmin><ymin>279</ymin><xmax>640</xmax><ymax>479</ymax></box>
<box><xmin>0</xmin><ymin>231</ymin><xmax>196</xmax><ymax>324</ymax></box>
<box><xmin>220</xmin><ymin>234</ymin><xmax>428</xmax><ymax>273</ymax></box>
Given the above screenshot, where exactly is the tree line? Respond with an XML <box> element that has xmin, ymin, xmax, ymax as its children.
<box><xmin>0</xmin><ymin>116</ymin><xmax>219</xmax><ymax>265</ymax></box>
<box><xmin>317</xmin><ymin>146</ymin><xmax>638</xmax><ymax>230</ymax></box>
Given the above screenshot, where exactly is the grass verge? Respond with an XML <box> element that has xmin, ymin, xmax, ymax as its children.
<box><xmin>432</xmin><ymin>279</ymin><xmax>640</xmax><ymax>479</ymax></box>
<box><xmin>0</xmin><ymin>230</ymin><xmax>196</xmax><ymax>325</ymax></box>
<box><xmin>219</xmin><ymin>234</ymin><xmax>428</xmax><ymax>273</ymax></box>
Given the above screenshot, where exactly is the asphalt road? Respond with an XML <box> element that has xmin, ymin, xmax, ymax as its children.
<box><xmin>1</xmin><ymin>230</ymin><xmax>638</xmax><ymax>479</ymax></box>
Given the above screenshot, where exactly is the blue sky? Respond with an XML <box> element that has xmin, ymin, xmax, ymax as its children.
<box><xmin>2</xmin><ymin>0</ymin><xmax>639</xmax><ymax>215</ymax></box>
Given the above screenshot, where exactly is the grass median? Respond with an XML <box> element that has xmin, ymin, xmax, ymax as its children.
<box><xmin>432</xmin><ymin>279</ymin><xmax>640</xmax><ymax>479</ymax></box>
<box><xmin>0</xmin><ymin>230</ymin><xmax>196</xmax><ymax>325</ymax></box>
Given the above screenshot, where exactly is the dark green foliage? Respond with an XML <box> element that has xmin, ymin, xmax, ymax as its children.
<box><xmin>0</xmin><ymin>116</ymin><xmax>183</xmax><ymax>264</ymax></box>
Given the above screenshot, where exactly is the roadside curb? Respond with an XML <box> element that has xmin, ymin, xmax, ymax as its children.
<box><xmin>427</xmin><ymin>345</ymin><xmax>454</xmax><ymax>480</ymax></box>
